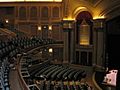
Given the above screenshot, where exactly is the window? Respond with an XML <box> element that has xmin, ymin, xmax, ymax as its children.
<box><xmin>79</xmin><ymin>19</ymin><xmax>90</xmax><ymax>45</ymax></box>
<box><xmin>30</xmin><ymin>7</ymin><xmax>37</xmax><ymax>20</ymax></box>
<box><xmin>52</xmin><ymin>7</ymin><xmax>59</xmax><ymax>18</ymax></box>
<box><xmin>19</xmin><ymin>7</ymin><xmax>26</xmax><ymax>20</ymax></box>
<box><xmin>41</xmin><ymin>25</ymin><xmax>48</xmax><ymax>39</ymax></box>
<box><xmin>41</xmin><ymin>7</ymin><xmax>48</xmax><ymax>19</ymax></box>
<box><xmin>52</xmin><ymin>24</ymin><xmax>60</xmax><ymax>40</ymax></box>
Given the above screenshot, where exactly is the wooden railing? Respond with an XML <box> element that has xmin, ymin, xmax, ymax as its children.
<box><xmin>15</xmin><ymin>42</ymin><xmax>64</xmax><ymax>90</ymax></box>
<box><xmin>17</xmin><ymin>54</ymin><xmax>30</xmax><ymax>90</ymax></box>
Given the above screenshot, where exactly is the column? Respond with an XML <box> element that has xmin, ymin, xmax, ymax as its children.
<box><xmin>63</xmin><ymin>31</ymin><xmax>69</xmax><ymax>63</ymax></box>
<box><xmin>62</xmin><ymin>20</ymin><xmax>74</xmax><ymax>64</ymax></box>
<box><xmin>70</xmin><ymin>21</ymin><xmax>75</xmax><ymax>64</ymax></box>
<box><xmin>93</xmin><ymin>19</ymin><xmax>106</xmax><ymax>67</ymax></box>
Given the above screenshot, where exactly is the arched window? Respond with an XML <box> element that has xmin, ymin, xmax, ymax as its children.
<box><xmin>52</xmin><ymin>24</ymin><xmax>60</xmax><ymax>40</ymax></box>
<box><xmin>30</xmin><ymin>7</ymin><xmax>37</xmax><ymax>20</ymax></box>
<box><xmin>19</xmin><ymin>7</ymin><xmax>26</xmax><ymax>20</ymax></box>
<box><xmin>52</xmin><ymin>7</ymin><xmax>59</xmax><ymax>18</ymax></box>
<box><xmin>41</xmin><ymin>7</ymin><xmax>48</xmax><ymax>19</ymax></box>
<box><xmin>79</xmin><ymin>19</ymin><xmax>90</xmax><ymax>45</ymax></box>
<box><xmin>76</xmin><ymin>11</ymin><xmax>93</xmax><ymax>45</ymax></box>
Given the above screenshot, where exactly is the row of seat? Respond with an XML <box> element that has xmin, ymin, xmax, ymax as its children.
<box><xmin>10</xmin><ymin>36</ymin><xmax>55</xmax><ymax>49</ymax></box>
<box><xmin>0</xmin><ymin>57</ymin><xmax>10</xmax><ymax>90</ymax></box>
<box><xmin>38</xmin><ymin>80</ymin><xmax>91</xmax><ymax>90</ymax></box>
<box><xmin>20</xmin><ymin>53</ymin><xmax>90</xmax><ymax>90</ymax></box>
<box><xmin>0</xmin><ymin>42</ymin><xmax>18</xmax><ymax>60</ymax></box>
<box><xmin>15</xmin><ymin>36</ymin><xmax>94</xmax><ymax>90</ymax></box>
<box><xmin>0</xmin><ymin>36</ymin><xmax>56</xmax><ymax>90</ymax></box>
<box><xmin>33</xmin><ymin>64</ymin><xmax>86</xmax><ymax>81</ymax></box>
<box><xmin>26</xmin><ymin>59</ymin><xmax>86</xmax><ymax>81</ymax></box>
<box><xmin>0</xmin><ymin>35</ymin><xmax>92</xmax><ymax>90</ymax></box>
<box><xmin>0</xmin><ymin>39</ymin><xmax>21</xmax><ymax>90</ymax></box>
<box><xmin>20</xmin><ymin>53</ymin><xmax>92</xmax><ymax>90</ymax></box>
<box><xmin>0</xmin><ymin>36</ymin><xmax>55</xmax><ymax>60</ymax></box>
<box><xmin>0</xmin><ymin>36</ymin><xmax>56</xmax><ymax>61</ymax></box>
<box><xmin>0</xmin><ymin>36</ymin><xmax>55</xmax><ymax>64</ymax></box>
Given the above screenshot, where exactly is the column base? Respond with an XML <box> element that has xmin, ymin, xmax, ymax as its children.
<box><xmin>63</xmin><ymin>60</ymin><xmax>69</xmax><ymax>64</ymax></box>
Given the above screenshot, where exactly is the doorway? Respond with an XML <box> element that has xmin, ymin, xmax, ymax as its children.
<box><xmin>41</xmin><ymin>25</ymin><xmax>48</xmax><ymax>39</ymax></box>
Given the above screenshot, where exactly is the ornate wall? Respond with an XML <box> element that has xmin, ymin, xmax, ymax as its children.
<box><xmin>0</xmin><ymin>0</ymin><xmax>120</xmax><ymax>67</ymax></box>
<box><xmin>62</xmin><ymin>0</ymin><xmax>120</xmax><ymax>67</ymax></box>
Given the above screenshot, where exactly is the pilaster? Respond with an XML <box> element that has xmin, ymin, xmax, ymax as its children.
<box><xmin>62</xmin><ymin>20</ymin><xmax>75</xmax><ymax>64</ymax></box>
<box><xmin>93</xmin><ymin>19</ymin><xmax>106</xmax><ymax>67</ymax></box>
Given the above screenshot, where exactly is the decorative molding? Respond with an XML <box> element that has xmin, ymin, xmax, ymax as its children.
<box><xmin>99</xmin><ymin>3</ymin><xmax>120</xmax><ymax>20</ymax></box>
<box><xmin>72</xmin><ymin>6</ymin><xmax>93</xmax><ymax>19</ymax></box>
<box><xmin>93</xmin><ymin>0</ymin><xmax>103</xmax><ymax>7</ymax></box>
<box><xmin>64</xmin><ymin>0</ymin><xmax>70</xmax><ymax>17</ymax></box>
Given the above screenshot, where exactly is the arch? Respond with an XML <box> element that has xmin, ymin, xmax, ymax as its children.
<box><xmin>30</xmin><ymin>6</ymin><xmax>37</xmax><ymax>19</ymax></box>
<box><xmin>72</xmin><ymin>6</ymin><xmax>93</xmax><ymax>19</ymax></box>
<box><xmin>52</xmin><ymin>6</ymin><xmax>59</xmax><ymax>18</ymax></box>
<box><xmin>19</xmin><ymin>6</ymin><xmax>26</xmax><ymax>20</ymax></box>
<box><xmin>76</xmin><ymin>11</ymin><xmax>93</xmax><ymax>20</ymax></box>
<box><xmin>75</xmin><ymin>10</ymin><xmax>93</xmax><ymax>66</ymax></box>
<box><xmin>75</xmin><ymin>11</ymin><xmax>93</xmax><ymax>45</ymax></box>
<box><xmin>41</xmin><ymin>6</ymin><xmax>49</xmax><ymax>18</ymax></box>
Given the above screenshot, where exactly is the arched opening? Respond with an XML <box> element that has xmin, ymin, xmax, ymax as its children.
<box><xmin>30</xmin><ymin>7</ymin><xmax>37</xmax><ymax>20</ymax></box>
<box><xmin>76</xmin><ymin>11</ymin><xmax>93</xmax><ymax>45</ymax></box>
<box><xmin>19</xmin><ymin>7</ymin><xmax>26</xmax><ymax>20</ymax></box>
<box><xmin>52</xmin><ymin>7</ymin><xmax>59</xmax><ymax>18</ymax></box>
<box><xmin>75</xmin><ymin>11</ymin><xmax>93</xmax><ymax>66</ymax></box>
<box><xmin>41</xmin><ymin>7</ymin><xmax>49</xmax><ymax>19</ymax></box>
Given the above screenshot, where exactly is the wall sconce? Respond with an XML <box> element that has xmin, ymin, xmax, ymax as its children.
<box><xmin>38</xmin><ymin>26</ymin><xmax>42</xmax><ymax>31</ymax></box>
<box><xmin>49</xmin><ymin>48</ymin><xmax>53</xmax><ymax>53</ymax></box>
<box><xmin>49</xmin><ymin>25</ymin><xmax>52</xmax><ymax>30</ymax></box>
<box><xmin>5</xmin><ymin>19</ymin><xmax>9</xmax><ymax>23</ymax></box>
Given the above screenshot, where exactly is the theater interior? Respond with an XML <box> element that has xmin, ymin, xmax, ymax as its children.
<box><xmin>0</xmin><ymin>0</ymin><xmax>120</xmax><ymax>90</ymax></box>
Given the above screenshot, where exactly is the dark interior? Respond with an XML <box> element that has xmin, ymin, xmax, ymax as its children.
<box><xmin>106</xmin><ymin>16</ymin><xmax>120</xmax><ymax>69</ymax></box>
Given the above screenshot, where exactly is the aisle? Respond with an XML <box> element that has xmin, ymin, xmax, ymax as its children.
<box><xmin>9</xmin><ymin>69</ymin><xmax>23</xmax><ymax>90</ymax></box>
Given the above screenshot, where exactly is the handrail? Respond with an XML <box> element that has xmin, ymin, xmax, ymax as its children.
<box><xmin>92</xmin><ymin>72</ymin><xmax>102</xmax><ymax>90</ymax></box>
<box><xmin>17</xmin><ymin>54</ymin><xmax>29</xmax><ymax>90</ymax></box>
<box><xmin>16</xmin><ymin>42</ymin><xmax>64</xmax><ymax>90</ymax></box>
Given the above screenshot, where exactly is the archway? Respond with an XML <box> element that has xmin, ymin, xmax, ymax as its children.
<box><xmin>76</xmin><ymin>11</ymin><xmax>93</xmax><ymax>44</ymax></box>
<box><xmin>75</xmin><ymin>11</ymin><xmax>93</xmax><ymax>66</ymax></box>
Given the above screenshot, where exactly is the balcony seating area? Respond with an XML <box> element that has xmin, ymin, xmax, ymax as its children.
<box><xmin>19</xmin><ymin>53</ymin><xmax>92</xmax><ymax>90</ymax></box>
<box><xmin>0</xmin><ymin>36</ymin><xmax>93</xmax><ymax>90</ymax></box>
<box><xmin>22</xmin><ymin>54</ymin><xmax>86</xmax><ymax>81</ymax></box>
<box><xmin>37</xmin><ymin>80</ymin><xmax>91</xmax><ymax>90</ymax></box>
<box><xmin>0</xmin><ymin>36</ymin><xmax>55</xmax><ymax>90</ymax></box>
<box><xmin>0</xmin><ymin>41</ymin><xmax>18</xmax><ymax>90</ymax></box>
<box><xmin>0</xmin><ymin>58</ymin><xmax>10</xmax><ymax>90</ymax></box>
